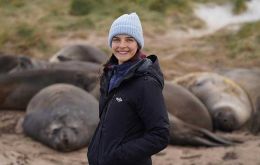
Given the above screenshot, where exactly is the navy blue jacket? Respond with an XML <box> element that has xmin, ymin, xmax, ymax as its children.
<box><xmin>87</xmin><ymin>54</ymin><xmax>169</xmax><ymax>165</ymax></box>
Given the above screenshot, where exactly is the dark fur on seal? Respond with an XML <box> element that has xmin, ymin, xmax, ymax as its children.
<box><xmin>22</xmin><ymin>84</ymin><xmax>99</xmax><ymax>152</ymax></box>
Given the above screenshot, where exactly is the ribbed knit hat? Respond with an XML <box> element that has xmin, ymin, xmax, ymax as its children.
<box><xmin>108</xmin><ymin>13</ymin><xmax>144</xmax><ymax>49</ymax></box>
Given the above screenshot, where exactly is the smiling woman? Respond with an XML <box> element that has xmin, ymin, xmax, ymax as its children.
<box><xmin>111</xmin><ymin>35</ymin><xmax>138</xmax><ymax>64</ymax></box>
<box><xmin>87</xmin><ymin>13</ymin><xmax>170</xmax><ymax>165</ymax></box>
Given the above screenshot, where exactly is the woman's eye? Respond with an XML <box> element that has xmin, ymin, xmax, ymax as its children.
<box><xmin>126</xmin><ymin>38</ymin><xmax>134</xmax><ymax>42</ymax></box>
<box><xmin>112</xmin><ymin>38</ymin><xmax>120</xmax><ymax>42</ymax></box>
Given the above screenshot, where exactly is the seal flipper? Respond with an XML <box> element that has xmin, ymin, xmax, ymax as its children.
<box><xmin>168</xmin><ymin>113</ymin><xmax>236</xmax><ymax>147</ymax></box>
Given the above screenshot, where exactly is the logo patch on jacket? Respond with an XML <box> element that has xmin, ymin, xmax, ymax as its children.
<box><xmin>116</xmin><ymin>97</ymin><xmax>123</xmax><ymax>102</ymax></box>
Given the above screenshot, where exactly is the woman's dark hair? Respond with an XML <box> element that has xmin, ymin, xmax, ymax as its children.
<box><xmin>98</xmin><ymin>48</ymin><xmax>145</xmax><ymax>80</ymax></box>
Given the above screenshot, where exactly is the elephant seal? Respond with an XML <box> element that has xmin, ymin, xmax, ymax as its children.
<box><xmin>0</xmin><ymin>54</ymin><xmax>55</xmax><ymax>74</ymax></box>
<box><xmin>0</xmin><ymin>54</ymin><xmax>101</xmax><ymax>74</ymax></box>
<box><xmin>218</xmin><ymin>68</ymin><xmax>260</xmax><ymax>133</ymax></box>
<box><xmin>163</xmin><ymin>81</ymin><xmax>213</xmax><ymax>131</ymax></box>
<box><xmin>22</xmin><ymin>84</ymin><xmax>99</xmax><ymax>152</ymax></box>
<box><xmin>0</xmin><ymin>55</ymin><xmax>35</xmax><ymax>74</ymax></box>
<box><xmin>49</xmin><ymin>60</ymin><xmax>101</xmax><ymax>75</ymax></box>
<box><xmin>174</xmin><ymin>72</ymin><xmax>252</xmax><ymax>132</ymax></box>
<box><xmin>168</xmin><ymin>113</ymin><xmax>234</xmax><ymax>147</ymax></box>
<box><xmin>0</xmin><ymin>69</ymin><xmax>98</xmax><ymax>110</ymax></box>
<box><xmin>50</xmin><ymin>44</ymin><xmax>107</xmax><ymax>64</ymax></box>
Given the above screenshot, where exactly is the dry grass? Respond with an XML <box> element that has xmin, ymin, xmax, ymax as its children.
<box><xmin>0</xmin><ymin>0</ymin><xmax>256</xmax><ymax>65</ymax></box>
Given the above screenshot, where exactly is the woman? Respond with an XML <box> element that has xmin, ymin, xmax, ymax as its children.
<box><xmin>87</xmin><ymin>12</ymin><xmax>169</xmax><ymax>165</ymax></box>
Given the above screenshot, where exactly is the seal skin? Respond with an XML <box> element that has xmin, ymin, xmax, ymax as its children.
<box><xmin>174</xmin><ymin>72</ymin><xmax>252</xmax><ymax>132</ymax></box>
<box><xmin>168</xmin><ymin>113</ymin><xmax>234</xmax><ymax>147</ymax></box>
<box><xmin>218</xmin><ymin>68</ymin><xmax>260</xmax><ymax>133</ymax></box>
<box><xmin>0</xmin><ymin>54</ymin><xmax>35</xmax><ymax>74</ymax></box>
<box><xmin>163</xmin><ymin>81</ymin><xmax>213</xmax><ymax>131</ymax></box>
<box><xmin>163</xmin><ymin>82</ymin><xmax>234</xmax><ymax>146</ymax></box>
<box><xmin>49</xmin><ymin>44</ymin><xmax>108</xmax><ymax>64</ymax></box>
<box><xmin>22</xmin><ymin>84</ymin><xmax>99</xmax><ymax>152</ymax></box>
<box><xmin>49</xmin><ymin>60</ymin><xmax>101</xmax><ymax>75</ymax></box>
<box><xmin>0</xmin><ymin>69</ymin><xmax>98</xmax><ymax>110</ymax></box>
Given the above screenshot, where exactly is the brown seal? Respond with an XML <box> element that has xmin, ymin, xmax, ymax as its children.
<box><xmin>22</xmin><ymin>84</ymin><xmax>99</xmax><ymax>152</ymax></box>
<box><xmin>174</xmin><ymin>72</ymin><xmax>252</xmax><ymax>132</ymax></box>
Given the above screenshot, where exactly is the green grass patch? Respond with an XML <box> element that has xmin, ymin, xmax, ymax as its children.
<box><xmin>205</xmin><ymin>21</ymin><xmax>260</xmax><ymax>60</ymax></box>
<box><xmin>232</xmin><ymin>0</ymin><xmax>247</xmax><ymax>14</ymax></box>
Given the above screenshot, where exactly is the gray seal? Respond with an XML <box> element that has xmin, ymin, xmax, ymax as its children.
<box><xmin>174</xmin><ymin>72</ymin><xmax>252</xmax><ymax>132</ymax></box>
<box><xmin>218</xmin><ymin>68</ymin><xmax>260</xmax><ymax>133</ymax></box>
<box><xmin>163</xmin><ymin>82</ymin><xmax>233</xmax><ymax>146</ymax></box>
<box><xmin>163</xmin><ymin>81</ymin><xmax>213</xmax><ymax>131</ymax></box>
<box><xmin>50</xmin><ymin>44</ymin><xmax>107</xmax><ymax>64</ymax></box>
<box><xmin>22</xmin><ymin>84</ymin><xmax>99</xmax><ymax>152</ymax></box>
<box><xmin>168</xmin><ymin>113</ymin><xmax>234</xmax><ymax>147</ymax></box>
<box><xmin>0</xmin><ymin>54</ymin><xmax>35</xmax><ymax>74</ymax></box>
<box><xmin>0</xmin><ymin>68</ymin><xmax>98</xmax><ymax>110</ymax></box>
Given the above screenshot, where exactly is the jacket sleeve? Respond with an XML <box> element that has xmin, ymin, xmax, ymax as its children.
<box><xmin>107</xmin><ymin>77</ymin><xmax>170</xmax><ymax>164</ymax></box>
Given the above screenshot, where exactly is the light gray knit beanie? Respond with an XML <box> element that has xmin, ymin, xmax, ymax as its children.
<box><xmin>108</xmin><ymin>12</ymin><xmax>144</xmax><ymax>49</ymax></box>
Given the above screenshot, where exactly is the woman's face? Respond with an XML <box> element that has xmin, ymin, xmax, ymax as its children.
<box><xmin>111</xmin><ymin>34</ymin><xmax>138</xmax><ymax>65</ymax></box>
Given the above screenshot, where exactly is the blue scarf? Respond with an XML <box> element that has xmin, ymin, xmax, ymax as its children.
<box><xmin>108</xmin><ymin>61</ymin><xmax>135</xmax><ymax>92</ymax></box>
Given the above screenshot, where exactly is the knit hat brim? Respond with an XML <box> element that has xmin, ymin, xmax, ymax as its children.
<box><xmin>108</xmin><ymin>13</ymin><xmax>144</xmax><ymax>49</ymax></box>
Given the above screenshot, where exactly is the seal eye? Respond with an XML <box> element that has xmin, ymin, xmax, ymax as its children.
<box><xmin>195</xmin><ymin>79</ymin><xmax>207</xmax><ymax>86</ymax></box>
<box><xmin>52</xmin><ymin>128</ymin><xmax>61</xmax><ymax>135</ymax></box>
<box><xmin>71</xmin><ymin>127</ymin><xmax>79</xmax><ymax>135</ymax></box>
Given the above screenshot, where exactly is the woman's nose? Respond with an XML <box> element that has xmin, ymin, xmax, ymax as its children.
<box><xmin>118</xmin><ymin>40</ymin><xmax>127</xmax><ymax>47</ymax></box>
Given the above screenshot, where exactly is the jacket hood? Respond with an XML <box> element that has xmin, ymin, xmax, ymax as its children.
<box><xmin>102</xmin><ymin>54</ymin><xmax>164</xmax><ymax>92</ymax></box>
<box><xmin>135</xmin><ymin>55</ymin><xmax>164</xmax><ymax>88</ymax></box>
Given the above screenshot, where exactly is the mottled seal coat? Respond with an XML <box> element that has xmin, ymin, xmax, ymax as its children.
<box><xmin>22</xmin><ymin>84</ymin><xmax>99</xmax><ymax>152</ymax></box>
<box><xmin>0</xmin><ymin>69</ymin><xmax>98</xmax><ymax>110</ymax></box>
<box><xmin>163</xmin><ymin>81</ymin><xmax>213</xmax><ymax>131</ymax></box>
<box><xmin>174</xmin><ymin>72</ymin><xmax>252</xmax><ymax>132</ymax></box>
<box><xmin>218</xmin><ymin>68</ymin><xmax>260</xmax><ymax>133</ymax></box>
<box><xmin>50</xmin><ymin>44</ymin><xmax>107</xmax><ymax>64</ymax></box>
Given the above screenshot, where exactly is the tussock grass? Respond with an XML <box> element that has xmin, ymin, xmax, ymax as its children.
<box><xmin>204</xmin><ymin>21</ymin><xmax>260</xmax><ymax>60</ymax></box>
<box><xmin>0</xmin><ymin>0</ymin><xmax>256</xmax><ymax>59</ymax></box>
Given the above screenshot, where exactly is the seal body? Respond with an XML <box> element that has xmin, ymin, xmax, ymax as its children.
<box><xmin>0</xmin><ymin>54</ymin><xmax>42</xmax><ymax>74</ymax></box>
<box><xmin>49</xmin><ymin>44</ymin><xmax>107</xmax><ymax>64</ymax></box>
<box><xmin>174</xmin><ymin>72</ymin><xmax>252</xmax><ymax>132</ymax></box>
<box><xmin>163</xmin><ymin>81</ymin><xmax>212</xmax><ymax>131</ymax></box>
<box><xmin>167</xmin><ymin>113</ymin><xmax>234</xmax><ymax>147</ymax></box>
<box><xmin>0</xmin><ymin>69</ymin><xmax>98</xmax><ymax>110</ymax></box>
<box><xmin>22</xmin><ymin>84</ymin><xmax>99</xmax><ymax>152</ymax></box>
<box><xmin>218</xmin><ymin>68</ymin><xmax>260</xmax><ymax>133</ymax></box>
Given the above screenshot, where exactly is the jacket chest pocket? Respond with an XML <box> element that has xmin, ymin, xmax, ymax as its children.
<box><xmin>104</xmin><ymin>95</ymin><xmax>134</xmax><ymax>127</ymax></box>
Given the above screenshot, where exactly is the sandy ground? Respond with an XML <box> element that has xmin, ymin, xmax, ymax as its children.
<box><xmin>1</xmin><ymin>111</ymin><xmax>260</xmax><ymax>165</ymax></box>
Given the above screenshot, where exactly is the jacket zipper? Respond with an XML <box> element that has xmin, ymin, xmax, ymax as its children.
<box><xmin>96</xmin><ymin>92</ymin><xmax>116</xmax><ymax>165</ymax></box>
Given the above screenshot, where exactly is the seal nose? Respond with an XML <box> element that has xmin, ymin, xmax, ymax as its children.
<box><xmin>55</xmin><ymin>128</ymin><xmax>75</xmax><ymax>151</ymax></box>
<box><xmin>213</xmin><ymin>107</ymin><xmax>236</xmax><ymax>132</ymax></box>
<box><xmin>62</xmin><ymin>133</ymin><xmax>69</xmax><ymax>146</ymax></box>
